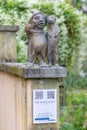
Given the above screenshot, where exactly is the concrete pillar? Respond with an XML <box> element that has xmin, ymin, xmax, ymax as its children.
<box><xmin>0</xmin><ymin>25</ymin><xmax>19</xmax><ymax>62</ymax></box>
<box><xmin>0</xmin><ymin>63</ymin><xmax>67</xmax><ymax>130</ymax></box>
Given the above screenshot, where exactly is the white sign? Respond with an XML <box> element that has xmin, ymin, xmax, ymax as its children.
<box><xmin>33</xmin><ymin>89</ymin><xmax>57</xmax><ymax>124</ymax></box>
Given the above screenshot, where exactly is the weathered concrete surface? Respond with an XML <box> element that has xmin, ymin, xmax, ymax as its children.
<box><xmin>0</xmin><ymin>71</ymin><xmax>60</xmax><ymax>130</ymax></box>
<box><xmin>0</xmin><ymin>63</ymin><xmax>67</xmax><ymax>78</ymax></box>
<box><xmin>0</xmin><ymin>25</ymin><xmax>19</xmax><ymax>62</ymax></box>
<box><xmin>0</xmin><ymin>25</ymin><xmax>19</xmax><ymax>32</ymax></box>
<box><xmin>28</xmin><ymin>79</ymin><xmax>60</xmax><ymax>130</ymax></box>
<box><xmin>0</xmin><ymin>63</ymin><xmax>67</xmax><ymax>130</ymax></box>
<box><xmin>0</xmin><ymin>71</ymin><xmax>27</xmax><ymax>130</ymax></box>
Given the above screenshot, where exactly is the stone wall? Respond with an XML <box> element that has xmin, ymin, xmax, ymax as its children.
<box><xmin>0</xmin><ymin>25</ymin><xmax>19</xmax><ymax>62</ymax></box>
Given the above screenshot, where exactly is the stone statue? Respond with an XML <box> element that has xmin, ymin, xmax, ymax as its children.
<box><xmin>25</xmin><ymin>12</ymin><xmax>60</xmax><ymax>67</ymax></box>
<box><xmin>47</xmin><ymin>15</ymin><xmax>60</xmax><ymax>67</ymax></box>
<box><xmin>25</xmin><ymin>11</ymin><xmax>47</xmax><ymax>66</ymax></box>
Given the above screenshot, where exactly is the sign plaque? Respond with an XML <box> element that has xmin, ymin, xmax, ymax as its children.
<box><xmin>33</xmin><ymin>89</ymin><xmax>57</xmax><ymax>124</ymax></box>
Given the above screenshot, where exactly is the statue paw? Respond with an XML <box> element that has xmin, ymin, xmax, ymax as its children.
<box><xmin>26</xmin><ymin>62</ymin><xmax>34</xmax><ymax>66</ymax></box>
<box><xmin>39</xmin><ymin>62</ymin><xmax>48</xmax><ymax>67</ymax></box>
<box><xmin>49</xmin><ymin>63</ymin><xmax>52</xmax><ymax>67</ymax></box>
<box><xmin>54</xmin><ymin>63</ymin><xmax>59</xmax><ymax>67</ymax></box>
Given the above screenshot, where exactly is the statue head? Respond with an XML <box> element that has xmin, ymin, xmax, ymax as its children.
<box><xmin>47</xmin><ymin>15</ymin><xmax>56</xmax><ymax>24</ymax></box>
<box><xmin>30</xmin><ymin>11</ymin><xmax>47</xmax><ymax>29</ymax></box>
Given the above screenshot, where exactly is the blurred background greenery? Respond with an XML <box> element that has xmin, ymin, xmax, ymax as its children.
<box><xmin>0</xmin><ymin>0</ymin><xmax>87</xmax><ymax>129</ymax></box>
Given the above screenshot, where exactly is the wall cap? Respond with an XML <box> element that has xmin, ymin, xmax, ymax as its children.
<box><xmin>0</xmin><ymin>25</ymin><xmax>19</xmax><ymax>32</ymax></box>
<box><xmin>0</xmin><ymin>63</ymin><xmax>67</xmax><ymax>79</ymax></box>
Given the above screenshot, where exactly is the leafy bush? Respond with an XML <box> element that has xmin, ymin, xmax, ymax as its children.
<box><xmin>78</xmin><ymin>15</ymin><xmax>87</xmax><ymax>77</ymax></box>
<box><xmin>60</xmin><ymin>90</ymin><xmax>87</xmax><ymax>130</ymax></box>
<box><xmin>65</xmin><ymin>0</ymin><xmax>83</xmax><ymax>10</ymax></box>
<box><xmin>0</xmin><ymin>0</ymin><xmax>83</xmax><ymax>66</ymax></box>
<box><xmin>63</xmin><ymin>70</ymin><xmax>87</xmax><ymax>89</ymax></box>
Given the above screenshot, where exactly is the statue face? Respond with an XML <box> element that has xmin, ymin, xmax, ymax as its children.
<box><xmin>47</xmin><ymin>15</ymin><xmax>56</xmax><ymax>24</ymax></box>
<box><xmin>32</xmin><ymin>13</ymin><xmax>46</xmax><ymax>29</ymax></box>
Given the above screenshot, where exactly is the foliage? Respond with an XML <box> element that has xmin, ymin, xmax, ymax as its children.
<box><xmin>65</xmin><ymin>0</ymin><xmax>72</xmax><ymax>5</ymax></box>
<box><xmin>0</xmin><ymin>0</ymin><xmax>83</xmax><ymax>66</ymax></box>
<box><xmin>71</xmin><ymin>0</ymin><xmax>83</xmax><ymax>9</ymax></box>
<box><xmin>78</xmin><ymin>15</ymin><xmax>87</xmax><ymax>77</ymax></box>
<box><xmin>0</xmin><ymin>0</ymin><xmax>29</xmax><ymax>25</ymax></box>
<box><xmin>60</xmin><ymin>90</ymin><xmax>87</xmax><ymax>130</ymax></box>
<box><xmin>65</xmin><ymin>0</ymin><xmax>87</xmax><ymax>11</ymax></box>
<box><xmin>65</xmin><ymin>0</ymin><xmax>84</xmax><ymax>10</ymax></box>
<box><xmin>63</xmin><ymin>70</ymin><xmax>87</xmax><ymax>89</ymax></box>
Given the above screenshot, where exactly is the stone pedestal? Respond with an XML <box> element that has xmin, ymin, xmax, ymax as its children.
<box><xmin>0</xmin><ymin>25</ymin><xmax>19</xmax><ymax>62</ymax></box>
<box><xmin>0</xmin><ymin>63</ymin><xmax>67</xmax><ymax>130</ymax></box>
